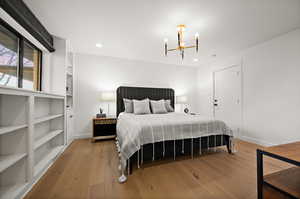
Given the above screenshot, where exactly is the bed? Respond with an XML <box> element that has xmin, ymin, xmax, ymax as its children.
<box><xmin>115</xmin><ymin>86</ymin><xmax>234</xmax><ymax>183</ymax></box>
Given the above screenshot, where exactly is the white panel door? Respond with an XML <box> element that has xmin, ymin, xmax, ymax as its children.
<box><xmin>214</xmin><ymin>65</ymin><xmax>241</xmax><ymax>137</ymax></box>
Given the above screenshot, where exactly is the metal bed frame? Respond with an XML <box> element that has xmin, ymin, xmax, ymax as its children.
<box><xmin>116</xmin><ymin>86</ymin><xmax>233</xmax><ymax>183</ymax></box>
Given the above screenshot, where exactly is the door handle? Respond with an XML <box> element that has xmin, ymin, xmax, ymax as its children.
<box><xmin>214</xmin><ymin>99</ymin><xmax>218</xmax><ymax>106</ymax></box>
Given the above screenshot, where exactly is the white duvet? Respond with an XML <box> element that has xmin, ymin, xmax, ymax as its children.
<box><xmin>117</xmin><ymin>112</ymin><xmax>233</xmax><ymax>168</ymax></box>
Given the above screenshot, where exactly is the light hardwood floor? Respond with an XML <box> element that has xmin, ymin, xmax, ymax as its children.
<box><xmin>24</xmin><ymin>139</ymin><xmax>290</xmax><ymax>199</ymax></box>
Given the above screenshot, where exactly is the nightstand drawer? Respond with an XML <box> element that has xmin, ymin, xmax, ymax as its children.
<box><xmin>93</xmin><ymin>118</ymin><xmax>116</xmax><ymax>141</ymax></box>
<box><xmin>94</xmin><ymin>123</ymin><xmax>116</xmax><ymax>136</ymax></box>
<box><xmin>94</xmin><ymin>119</ymin><xmax>116</xmax><ymax>125</ymax></box>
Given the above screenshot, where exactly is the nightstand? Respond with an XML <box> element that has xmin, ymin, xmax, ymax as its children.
<box><xmin>92</xmin><ymin>117</ymin><xmax>116</xmax><ymax>142</ymax></box>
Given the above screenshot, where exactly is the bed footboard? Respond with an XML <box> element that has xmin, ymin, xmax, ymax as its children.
<box><xmin>126</xmin><ymin>134</ymin><xmax>232</xmax><ymax>175</ymax></box>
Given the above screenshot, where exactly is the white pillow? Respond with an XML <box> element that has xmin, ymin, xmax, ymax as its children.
<box><xmin>150</xmin><ymin>100</ymin><xmax>168</xmax><ymax>114</ymax></box>
<box><xmin>164</xmin><ymin>99</ymin><xmax>174</xmax><ymax>112</ymax></box>
<box><xmin>133</xmin><ymin>99</ymin><xmax>151</xmax><ymax>114</ymax></box>
<box><xmin>123</xmin><ymin>98</ymin><xmax>133</xmax><ymax>113</ymax></box>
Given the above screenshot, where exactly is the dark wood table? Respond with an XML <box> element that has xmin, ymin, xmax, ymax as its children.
<box><xmin>257</xmin><ymin>142</ymin><xmax>300</xmax><ymax>199</ymax></box>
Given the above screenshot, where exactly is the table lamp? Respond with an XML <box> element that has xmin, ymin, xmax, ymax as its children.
<box><xmin>176</xmin><ymin>95</ymin><xmax>188</xmax><ymax>113</ymax></box>
<box><xmin>99</xmin><ymin>91</ymin><xmax>116</xmax><ymax>118</ymax></box>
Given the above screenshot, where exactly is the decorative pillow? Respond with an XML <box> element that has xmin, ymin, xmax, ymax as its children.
<box><xmin>150</xmin><ymin>100</ymin><xmax>168</xmax><ymax>114</ymax></box>
<box><xmin>123</xmin><ymin>98</ymin><xmax>133</xmax><ymax>113</ymax></box>
<box><xmin>165</xmin><ymin>99</ymin><xmax>174</xmax><ymax>112</ymax></box>
<box><xmin>133</xmin><ymin>99</ymin><xmax>151</xmax><ymax>114</ymax></box>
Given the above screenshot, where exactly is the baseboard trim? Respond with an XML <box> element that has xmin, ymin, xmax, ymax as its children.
<box><xmin>72</xmin><ymin>134</ymin><xmax>92</xmax><ymax>139</ymax></box>
<box><xmin>239</xmin><ymin>135</ymin><xmax>275</xmax><ymax>147</ymax></box>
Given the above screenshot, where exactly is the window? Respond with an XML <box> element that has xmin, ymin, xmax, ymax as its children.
<box><xmin>23</xmin><ymin>40</ymin><xmax>42</xmax><ymax>90</ymax></box>
<box><xmin>0</xmin><ymin>19</ymin><xmax>42</xmax><ymax>91</ymax></box>
<box><xmin>0</xmin><ymin>23</ymin><xmax>19</xmax><ymax>87</ymax></box>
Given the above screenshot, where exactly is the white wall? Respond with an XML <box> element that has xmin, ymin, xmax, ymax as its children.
<box><xmin>74</xmin><ymin>54</ymin><xmax>198</xmax><ymax>138</ymax></box>
<box><xmin>42</xmin><ymin>36</ymin><xmax>67</xmax><ymax>95</ymax></box>
<box><xmin>196</xmin><ymin>28</ymin><xmax>300</xmax><ymax>146</ymax></box>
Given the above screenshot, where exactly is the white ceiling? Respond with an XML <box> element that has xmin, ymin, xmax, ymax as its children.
<box><xmin>24</xmin><ymin>0</ymin><xmax>300</xmax><ymax>67</ymax></box>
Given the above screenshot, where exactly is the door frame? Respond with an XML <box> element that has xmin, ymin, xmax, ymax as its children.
<box><xmin>212</xmin><ymin>64</ymin><xmax>243</xmax><ymax>138</ymax></box>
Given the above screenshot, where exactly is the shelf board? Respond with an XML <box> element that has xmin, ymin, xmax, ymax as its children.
<box><xmin>263</xmin><ymin>184</ymin><xmax>291</xmax><ymax>199</ymax></box>
<box><xmin>0</xmin><ymin>85</ymin><xmax>64</xmax><ymax>99</ymax></box>
<box><xmin>34</xmin><ymin>95</ymin><xmax>65</xmax><ymax>100</ymax></box>
<box><xmin>0</xmin><ymin>183</ymin><xmax>28</xmax><ymax>199</ymax></box>
<box><xmin>0</xmin><ymin>124</ymin><xmax>27</xmax><ymax>136</ymax></box>
<box><xmin>34</xmin><ymin>114</ymin><xmax>63</xmax><ymax>124</ymax></box>
<box><xmin>67</xmin><ymin>72</ymin><xmax>73</xmax><ymax>76</ymax></box>
<box><xmin>264</xmin><ymin>167</ymin><xmax>300</xmax><ymax>198</ymax></box>
<box><xmin>34</xmin><ymin>130</ymin><xmax>64</xmax><ymax>150</ymax></box>
<box><xmin>34</xmin><ymin>146</ymin><xmax>64</xmax><ymax>176</ymax></box>
<box><xmin>0</xmin><ymin>153</ymin><xmax>27</xmax><ymax>173</ymax></box>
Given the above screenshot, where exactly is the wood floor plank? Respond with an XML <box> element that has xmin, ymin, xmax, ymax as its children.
<box><xmin>24</xmin><ymin>139</ymin><xmax>290</xmax><ymax>199</ymax></box>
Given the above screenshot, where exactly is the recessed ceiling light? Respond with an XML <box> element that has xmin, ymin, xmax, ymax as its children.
<box><xmin>96</xmin><ymin>43</ymin><xmax>103</xmax><ymax>48</ymax></box>
<box><xmin>212</xmin><ymin>54</ymin><xmax>217</xmax><ymax>57</ymax></box>
<box><xmin>193</xmin><ymin>58</ymin><xmax>198</xmax><ymax>62</ymax></box>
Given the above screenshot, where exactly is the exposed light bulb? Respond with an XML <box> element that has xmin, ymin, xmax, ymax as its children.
<box><xmin>195</xmin><ymin>32</ymin><xmax>199</xmax><ymax>38</ymax></box>
<box><xmin>177</xmin><ymin>24</ymin><xmax>186</xmax><ymax>32</ymax></box>
<box><xmin>164</xmin><ymin>38</ymin><xmax>168</xmax><ymax>43</ymax></box>
<box><xmin>193</xmin><ymin>58</ymin><xmax>198</xmax><ymax>62</ymax></box>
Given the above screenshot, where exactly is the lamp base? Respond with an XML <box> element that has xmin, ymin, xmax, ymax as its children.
<box><xmin>96</xmin><ymin>113</ymin><xmax>106</xmax><ymax>118</ymax></box>
<box><xmin>184</xmin><ymin>108</ymin><xmax>189</xmax><ymax>114</ymax></box>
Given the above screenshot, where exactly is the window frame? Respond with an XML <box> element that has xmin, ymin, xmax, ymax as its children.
<box><xmin>0</xmin><ymin>18</ymin><xmax>43</xmax><ymax>91</ymax></box>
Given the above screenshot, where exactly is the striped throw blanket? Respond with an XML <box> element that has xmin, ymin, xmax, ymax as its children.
<box><xmin>116</xmin><ymin>112</ymin><xmax>233</xmax><ymax>169</ymax></box>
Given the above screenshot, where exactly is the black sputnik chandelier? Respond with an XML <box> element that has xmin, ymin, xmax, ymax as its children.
<box><xmin>164</xmin><ymin>24</ymin><xmax>199</xmax><ymax>60</ymax></box>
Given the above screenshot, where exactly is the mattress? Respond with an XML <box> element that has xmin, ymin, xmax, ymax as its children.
<box><xmin>117</xmin><ymin>112</ymin><xmax>233</xmax><ymax>168</ymax></box>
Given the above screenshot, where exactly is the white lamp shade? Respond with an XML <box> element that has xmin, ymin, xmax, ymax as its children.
<box><xmin>176</xmin><ymin>95</ymin><xmax>187</xmax><ymax>104</ymax></box>
<box><xmin>100</xmin><ymin>91</ymin><xmax>116</xmax><ymax>102</ymax></box>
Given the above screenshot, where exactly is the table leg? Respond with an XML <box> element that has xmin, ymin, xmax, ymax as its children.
<box><xmin>257</xmin><ymin>149</ymin><xmax>264</xmax><ymax>199</ymax></box>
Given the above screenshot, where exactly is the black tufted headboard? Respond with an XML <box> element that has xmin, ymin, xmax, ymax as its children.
<box><xmin>116</xmin><ymin>86</ymin><xmax>175</xmax><ymax>117</ymax></box>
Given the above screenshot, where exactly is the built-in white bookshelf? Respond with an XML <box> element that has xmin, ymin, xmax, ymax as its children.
<box><xmin>33</xmin><ymin>96</ymin><xmax>65</xmax><ymax>178</ymax></box>
<box><xmin>34</xmin><ymin>97</ymin><xmax>64</xmax><ymax>124</ymax></box>
<box><xmin>0</xmin><ymin>86</ymin><xmax>66</xmax><ymax>199</ymax></box>
<box><xmin>48</xmin><ymin>37</ymin><xmax>75</xmax><ymax>146</ymax></box>
<box><xmin>66</xmin><ymin>47</ymin><xmax>75</xmax><ymax>144</ymax></box>
<box><xmin>66</xmin><ymin>52</ymin><xmax>74</xmax><ymax>109</ymax></box>
<box><xmin>0</xmin><ymin>93</ymin><xmax>28</xmax><ymax>199</ymax></box>
<box><xmin>34</xmin><ymin>130</ymin><xmax>63</xmax><ymax>150</ymax></box>
<box><xmin>34</xmin><ymin>145</ymin><xmax>64</xmax><ymax>177</ymax></box>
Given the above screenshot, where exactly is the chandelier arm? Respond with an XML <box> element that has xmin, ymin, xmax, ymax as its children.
<box><xmin>182</xmin><ymin>45</ymin><xmax>196</xmax><ymax>49</ymax></box>
<box><xmin>164</xmin><ymin>43</ymin><xmax>168</xmax><ymax>56</ymax></box>
<box><xmin>167</xmin><ymin>46</ymin><xmax>196</xmax><ymax>52</ymax></box>
<box><xmin>177</xmin><ymin>32</ymin><xmax>181</xmax><ymax>47</ymax></box>
<box><xmin>167</xmin><ymin>48</ymin><xmax>178</xmax><ymax>52</ymax></box>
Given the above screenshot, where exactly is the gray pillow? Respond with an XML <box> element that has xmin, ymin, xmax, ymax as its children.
<box><xmin>123</xmin><ymin>98</ymin><xmax>133</xmax><ymax>113</ymax></box>
<box><xmin>165</xmin><ymin>99</ymin><xmax>174</xmax><ymax>112</ymax></box>
<box><xmin>150</xmin><ymin>100</ymin><xmax>168</xmax><ymax>114</ymax></box>
<box><xmin>133</xmin><ymin>99</ymin><xmax>151</xmax><ymax>114</ymax></box>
